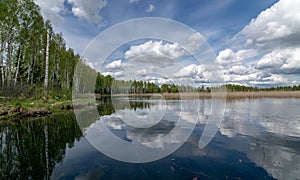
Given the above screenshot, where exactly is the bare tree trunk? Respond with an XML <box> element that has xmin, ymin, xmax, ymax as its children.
<box><xmin>6</xmin><ymin>38</ymin><xmax>12</xmax><ymax>87</ymax></box>
<box><xmin>6</xmin><ymin>25</ymin><xmax>16</xmax><ymax>87</ymax></box>
<box><xmin>74</xmin><ymin>68</ymin><xmax>81</xmax><ymax>93</ymax></box>
<box><xmin>30</xmin><ymin>57</ymin><xmax>34</xmax><ymax>85</ymax></box>
<box><xmin>0</xmin><ymin>40</ymin><xmax>5</xmax><ymax>86</ymax></box>
<box><xmin>66</xmin><ymin>66</ymin><xmax>69</xmax><ymax>89</ymax></box>
<box><xmin>56</xmin><ymin>61</ymin><xmax>59</xmax><ymax>87</ymax></box>
<box><xmin>27</xmin><ymin>53</ymin><xmax>33</xmax><ymax>84</ymax></box>
<box><xmin>14</xmin><ymin>46</ymin><xmax>22</xmax><ymax>86</ymax></box>
<box><xmin>44</xmin><ymin>29</ymin><xmax>49</xmax><ymax>91</ymax></box>
<box><xmin>27</xmin><ymin>64</ymin><xmax>31</xmax><ymax>84</ymax></box>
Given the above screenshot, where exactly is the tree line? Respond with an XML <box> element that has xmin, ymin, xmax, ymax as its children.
<box><xmin>0</xmin><ymin>0</ymin><xmax>83</xmax><ymax>98</ymax></box>
<box><xmin>94</xmin><ymin>74</ymin><xmax>198</xmax><ymax>95</ymax></box>
<box><xmin>216</xmin><ymin>84</ymin><xmax>300</xmax><ymax>92</ymax></box>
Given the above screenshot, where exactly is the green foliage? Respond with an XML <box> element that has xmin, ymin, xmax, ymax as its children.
<box><xmin>212</xmin><ymin>84</ymin><xmax>300</xmax><ymax>92</ymax></box>
<box><xmin>95</xmin><ymin>73</ymin><xmax>114</xmax><ymax>94</ymax></box>
<box><xmin>11</xmin><ymin>99</ymin><xmax>22</xmax><ymax>107</ymax></box>
<box><xmin>0</xmin><ymin>0</ymin><xmax>81</xmax><ymax>99</ymax></box>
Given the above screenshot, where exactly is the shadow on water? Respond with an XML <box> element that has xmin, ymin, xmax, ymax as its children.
<box><xmin>0</xmin><ymin>97</ymin><xmax>299</xmax><ymax>179</ymax></box>
<box><xmin>0</xmin><ymin>112</ymin><xmax>82</xmax><ymax>179</ymax></box>
<box><xmin>0</xmin><ymin>96</ymin><xmax>149</xmax><ymax>179</ymax></box>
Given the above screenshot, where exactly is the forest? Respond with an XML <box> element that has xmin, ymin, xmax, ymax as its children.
<box><xmin>0</xmin><ymin>0</ymin><xmax>82</xmax><ymax>98</ymax></box>
<box><xmin>218</xmin><ymin>84</ymin><xmax>300</xmax><ymax>92</ymax></box>
<box><xmin>1</xmin><ymin>0</ymin><xmax>299</xmax><ymax>100</ymax></box>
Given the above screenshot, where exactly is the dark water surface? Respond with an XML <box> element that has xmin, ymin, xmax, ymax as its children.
<box><xmin>0</xmin><ymin>98</ymin><xmax>299</xmax><ymax>179</ymax></box>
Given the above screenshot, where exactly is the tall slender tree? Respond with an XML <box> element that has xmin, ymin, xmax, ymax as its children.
<box><xmin>44</xmin><ymin>27</ymin><xmax>50</xmax><ymax>91</ymax></box>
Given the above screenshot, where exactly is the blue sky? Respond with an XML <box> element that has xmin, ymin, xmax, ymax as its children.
<box><xmin>35</xmin><ymin>0</ymin><xmax>300</xmax><ymax>87</ymax></box>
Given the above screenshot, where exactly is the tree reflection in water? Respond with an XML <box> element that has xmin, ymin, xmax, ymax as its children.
<box><xmin>0</xmin><ymin>112</ymin><xmax>82</xmax><ymax>179</ymax></box>
<box><xmin>0</xmin><ymin>96</ymin><xmax>145</xmax><ymax>179</ymax></box>
<box><xmin>1</xmin><ymin>98</ymin><xmax>298</xmax><ymax>179</ymax></box>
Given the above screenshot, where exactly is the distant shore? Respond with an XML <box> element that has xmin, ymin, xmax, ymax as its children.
<box><xmin>112</xmin><ymin>91</ymin><xmax>300</xmax><ymax>99</ymax></box>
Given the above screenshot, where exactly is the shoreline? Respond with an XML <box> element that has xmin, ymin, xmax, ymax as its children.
<box><xmin>1</xmin><ymin>91</ymin><xmax>299</xmax><ymax>122</ymax></box>
<box><xmin>111</xmin><ymin>91</ymin><xmax>300</xmax><ymax>99</ymax></box>
<box><xmin>0</xmin><ymin>99</ymin><xmax>72</xmax><ymax>122</ymax></box>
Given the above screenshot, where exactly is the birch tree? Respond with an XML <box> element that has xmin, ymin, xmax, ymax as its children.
<box><xmin>44</xmin><ymin>27</ymin><xmax>50</xmax><ymax>91</ymax></box>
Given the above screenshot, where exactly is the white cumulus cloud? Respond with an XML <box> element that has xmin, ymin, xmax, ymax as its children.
<box><xmin>34</xmin><ymin>0</ymin><xmax>65</xmax><ymax>25</ymax></box>
<box><xmin>216</xmin><ymin>49</ymin><xmax>257</xmax><ymax>65</ymax></box>
<box><xmin>35</xmin><ymin>0</ymin><xmax>107</xmax><ymax>25</ymax></box>
<box><xmin>184</xmin><ymin>32</ymin><xmax>205</xmax><ymax>54</ymax></box>
<box><xmin>241</xmin><ymin>0</ymin><xmax>300</xmax><ymax>49</ymax></box>
<box><xmin>146</xmin><ymin>4</ymin><xmax>156</xmax><ymax>13</ymax></box>
<box><xmin>174</xmin><ymin>64</ymin><xmax>205</xmax><ymax>78</ymax></box>
<box><xmin>228</xmin><ymin>65</ymin><xmax>249</xmax><ymax>75</ymax></box>
<box><xmin>67</xmin><ymin>0</ymin><xmax>107</xmax><ymax>24</ymax></box>
<box><xmin>256</xmin><ymin>47</ymin><xmax>300</xmax><ymax>74</ymax></box>
<box><xmin>125</xmin><ymin>40</ymin><xmax>186</xmax><ymax>61</ymax></box>
<box><xmin>217</xmin><ymin>0</ymin><xmax>300</xmax><ymax>86</ymax></box>
<box><xmin>105</xmin><ymin>60</ymin><xmax>123</xmax><ymax>70</ymax></box>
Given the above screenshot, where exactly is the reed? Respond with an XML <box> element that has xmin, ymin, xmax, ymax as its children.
<box><xmin>115</xmin><ymin>91</ymin><xmax>300</xmax><ymax>99</ymax></box>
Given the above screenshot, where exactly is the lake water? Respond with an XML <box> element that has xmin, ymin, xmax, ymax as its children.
<box><xmin>0</xmin><ymin>98</ymin><xmax>299</xmax><ymax>179</ymax></box>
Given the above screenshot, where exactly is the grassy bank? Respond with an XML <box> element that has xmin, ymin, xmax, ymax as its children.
<box><xmin>0</xmin><ymin>98</ymin><xmax>74</xmax><ymax>122</ymax></box>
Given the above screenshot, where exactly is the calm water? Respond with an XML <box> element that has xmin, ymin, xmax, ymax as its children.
<box><xmin>0</xmin><ymin>98</ymin><xmax>299</xmax><ymax>179</ymax></box>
